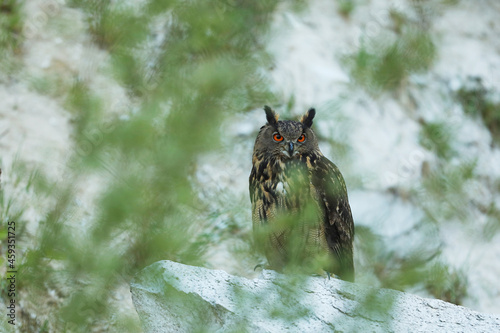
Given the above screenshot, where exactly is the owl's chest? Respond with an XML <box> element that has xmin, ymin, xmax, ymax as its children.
<box><xmin>271</xmin><ymin>163</ymin><xmax>317</xmax><ymax>207</ymax></box>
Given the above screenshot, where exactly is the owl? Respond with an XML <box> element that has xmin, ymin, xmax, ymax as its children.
<box><xmin>249</xmin><ymin>106</ymin><xmax>354</xmax><ymax>281</ymax></box>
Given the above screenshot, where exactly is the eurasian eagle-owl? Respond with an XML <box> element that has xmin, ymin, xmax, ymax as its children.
<box><xmin>249</xmin><ymin>106</ymin><xmax>354</xmax><ymax>281</ymax></box>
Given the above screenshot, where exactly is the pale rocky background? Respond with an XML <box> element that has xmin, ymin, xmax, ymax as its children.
<box><xmin>1</xmin><ymin>0</ymin><xmax>500</xmax><ymax>331</ymax></box>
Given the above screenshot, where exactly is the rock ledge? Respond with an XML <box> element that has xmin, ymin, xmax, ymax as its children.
<box><xmin>130</xmin><ymin>260</ymin><xmax>500</xmax><ymax>332</ymax></box>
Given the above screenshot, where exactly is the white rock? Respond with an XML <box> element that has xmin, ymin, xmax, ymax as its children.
<box><xmin>131</xmin><ymin>260</ymin><xmax>500</xmax><ymax>333</ymax></box>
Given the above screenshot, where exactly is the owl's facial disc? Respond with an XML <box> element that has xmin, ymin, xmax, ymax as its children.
<box><xmin>281</xmin><ymin>142</ymin><xmax>294</xmax><ymax>158</ymax></box>
<box><xmin>280</xmin><ymin>140</ymin><xmax>301</xmax><ymax>158</ymax></box>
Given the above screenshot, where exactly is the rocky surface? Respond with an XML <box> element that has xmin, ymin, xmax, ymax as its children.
<box><xmin>131</xmin><ymin>260</ymin><xmax>500</xmax><ymax>333</ymax></box>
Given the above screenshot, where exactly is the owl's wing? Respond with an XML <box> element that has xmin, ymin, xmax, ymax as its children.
<box><xmin>249</xmin><ymin>165</ymin><xmax>266</xmax><ymax>224</ymax></box>
<box><xmin>310</xmin><ymin>155</ymin><xmax>354</xmax><ymax>281</ymax></box>
<box><xmin>249</xmin><ymin>164</ymin><xmax>287</xmax><ymax>267</ymax></box>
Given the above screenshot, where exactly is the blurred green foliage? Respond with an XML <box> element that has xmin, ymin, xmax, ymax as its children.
<box><xmin>345</xmin><ymin>9</ymin><xmax>435</xmax><ymax>93</ymax></box>
<box><xmin>9</xmin><ymin>0</ymin><xmax>287</xmax><ymax>331</ymax></box>
<box><xmin>457</xmin><ymin>80</ymin><xmax>500</xmax><ymax>145</ymax></box>
<box><xmin>0</xmin><ymin>156</ymin><xmax>30</xmax><ymax>252</ymax></box>
<box><xmin>336</xmin><ymin>0</ymin><xmax>355</xmax><ymax>18</ymax></box>
<box><xmin>0</xmin><ymin>0</ymin><xmax>22</xmax><ymax>47</ymax></box>
<box><xmin>418</xmin><ymin>120</ymin><xmax>454</xmax><ymax>160</ymax></box>
<box><xmin>420</xmin><ymin>160</ymin><xmax>476</xmax><ymax>223</ymax></box>
<box><xmin>425</xmin><ymin>262</ymin><xmax>467</xmax><ymax>304</ymax></box>
<box><xmin>414</xmin><ymin>159</ymin><xmax>478</xmax><ymax>302</ymax></box>
<box><xmin>483</xmin><ymin>204</ymin><xmax>500</xmax><ymax>240</ymax></box>
<box><xmin>0</xmin><ymin>0</ymin><xmax>23</xmax><ymax>75</ymax></box>
<box><xmin>347</xmin><ymin>30</ymin><xmax>435</xmax><ymax>92</ymax></box>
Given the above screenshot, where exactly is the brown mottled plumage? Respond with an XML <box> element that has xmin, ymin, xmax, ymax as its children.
<box><xmin>249</xmin><ymin>106</ymin><xmax>354</xmax><ymax>281</ymax></box>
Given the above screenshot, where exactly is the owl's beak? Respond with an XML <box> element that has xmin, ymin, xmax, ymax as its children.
<box><xmin>287</xmin><ymin>142</ymin><xmax>294</xmax><ymax>156</ymax></box>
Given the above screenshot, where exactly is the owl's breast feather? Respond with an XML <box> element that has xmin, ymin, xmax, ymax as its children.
<box><xmin>275</xmin><ymin>181</ymin><xmax>286</xmax><ymax>195</ymax></box>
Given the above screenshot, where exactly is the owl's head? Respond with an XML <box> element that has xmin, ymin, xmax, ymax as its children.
<box><xmin>253</xmin><ymin>105</ymin><xmax>320</xmax><ymax>160</ymax></box>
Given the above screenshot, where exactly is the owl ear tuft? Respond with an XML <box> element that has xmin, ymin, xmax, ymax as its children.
<box><xmin>301</xmin><ymin>108</ymin><xmax>316</xmax><ymax>128</ymax></box>
<box><xmin>264</xmin><ymin>105</ymin><xmax>279</xmax><ymax>127</ymax></box>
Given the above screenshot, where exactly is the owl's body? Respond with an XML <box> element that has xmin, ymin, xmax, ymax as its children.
<box><xmin>249</xmin><ymin>106</ymin><xmax>354</xmax><ymax>281</ymax></box>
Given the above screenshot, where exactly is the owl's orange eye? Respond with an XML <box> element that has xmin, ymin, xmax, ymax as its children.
<box><xmin>273</xmin><ymin>133</ymin><xmax>284</xmax><ymax>142</ymax></box>
<box><xmin>297</xmin><ymin>134</ymin><xmax>306</xmax><ymax>142</ymax></box>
